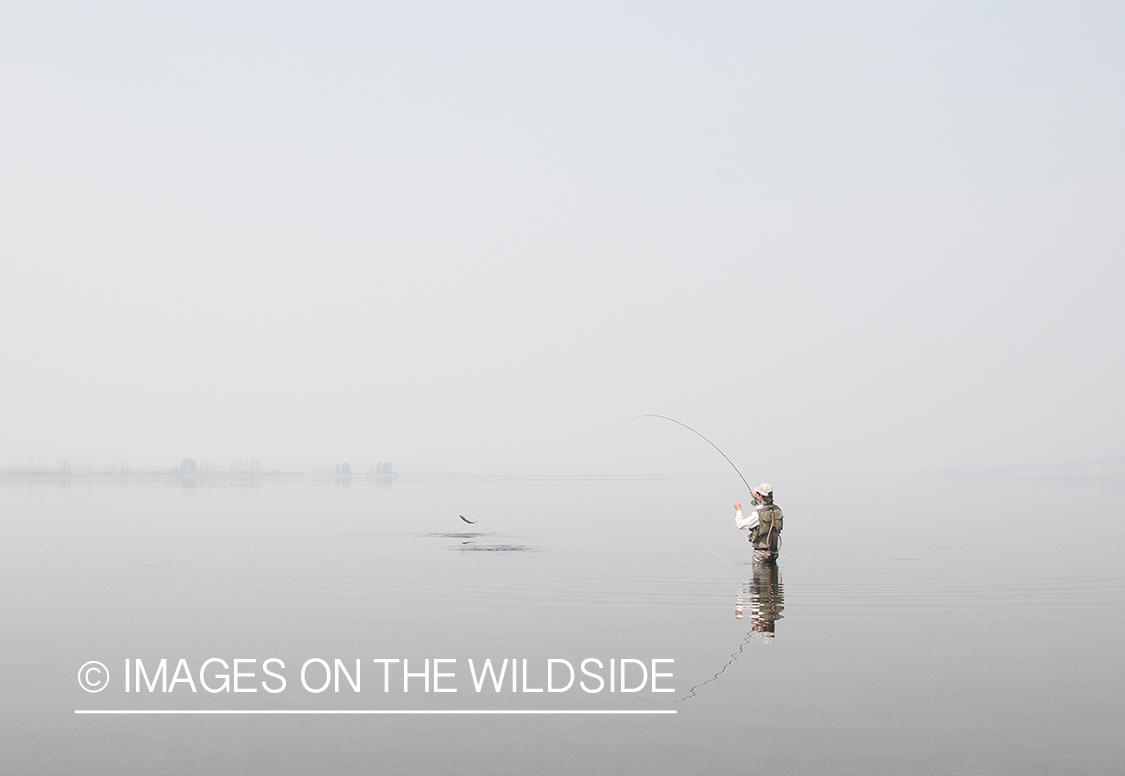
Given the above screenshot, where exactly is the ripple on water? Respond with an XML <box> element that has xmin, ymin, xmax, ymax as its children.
<box><xmin>458</xmin><ymin>544</ymin><xmax>535</xmax><ymax>552</ymax></box>
<box><xmin>777</xmin><ymin>543</ymin><xmax>1125</xmax><ymax>613</ymax></box>
<box><xmin>427</xmin><ymin>532</ymin><xmax>492</xmax><ymax>539</ymax></box>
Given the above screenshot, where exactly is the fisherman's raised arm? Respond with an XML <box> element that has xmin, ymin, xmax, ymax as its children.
<box><xmin>734</xmin><ymin>500</ymin><xmax>759</xmax><ymax>531</ymax></box>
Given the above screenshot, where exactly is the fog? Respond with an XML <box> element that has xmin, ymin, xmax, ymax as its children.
<box><xmin>2</xmin><ymin>2</ymin><xmax>1122</xmax><ymax>475</ymax></box>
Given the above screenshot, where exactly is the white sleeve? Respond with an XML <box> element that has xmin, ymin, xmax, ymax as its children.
<box><xmin>734</xmin><ymin>509</ymin><xmax>759</xmax><ymax>531</ymax></box>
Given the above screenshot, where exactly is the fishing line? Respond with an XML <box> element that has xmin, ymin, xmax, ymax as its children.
<box><xmin>700</xmin><ymin>541</ymin><xmax>748</xmax><ymax>566</ymax></box>
<box><xmin>633</xmin><ymin>414</ymin><xmax>753</xmax><ymax>497</ymax></box>
<box><xmin>637</xmin><ymin>628</ymin><xmax>757</xmax><ymax>704</ymax></box>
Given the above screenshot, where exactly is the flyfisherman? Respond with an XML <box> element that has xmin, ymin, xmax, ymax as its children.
<box><xmin>734</xmin><ymin>483</ymin><xmax>783</xmax><ymax>561</ymax></box>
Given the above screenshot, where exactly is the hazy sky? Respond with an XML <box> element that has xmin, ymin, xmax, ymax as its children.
<box><xmin>2</xmin><ymin>2</ymin><xmax>1122</xmax><ymax>475</ymax></box>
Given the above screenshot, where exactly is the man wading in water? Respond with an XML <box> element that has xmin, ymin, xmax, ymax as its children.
<box><xmin>734</xmin><ymin>483</ymin><xmax>783</xmax><ymax>562</ymax></box>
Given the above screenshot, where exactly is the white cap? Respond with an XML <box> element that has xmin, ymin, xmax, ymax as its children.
<box><xmin>757</xmin><ymin>483</ymin><xmax>773</xmax><ymax>496</ymax></box>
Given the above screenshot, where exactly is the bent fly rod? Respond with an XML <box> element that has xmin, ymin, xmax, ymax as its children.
<box><xmin>633</xmin><ymin>414</ymin><xmax>753</xmax><ymax>496</ymax></box>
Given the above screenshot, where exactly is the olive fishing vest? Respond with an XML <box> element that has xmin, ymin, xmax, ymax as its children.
<box><xmin>750</xmin><ymin>504</ymin><xmax>783</xmax><ymax>551</ymax></box>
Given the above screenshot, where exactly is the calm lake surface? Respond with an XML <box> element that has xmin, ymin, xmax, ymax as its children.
<box><xmin>2</xmin><ymin>474</ymin><xmax>1122</xmax><ymax>774</ymax></box>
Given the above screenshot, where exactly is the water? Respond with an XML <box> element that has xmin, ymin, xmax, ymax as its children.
<box><xmin>2</xmin><ymin>474</ymin><xmax>1123</xmax><ymax>774</ymax></box>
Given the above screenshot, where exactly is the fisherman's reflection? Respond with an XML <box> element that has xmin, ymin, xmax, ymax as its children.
<box><xmin>735</xmin><ymin>553</ymin><xmax>784</xmax><ymax>640</ymax></box>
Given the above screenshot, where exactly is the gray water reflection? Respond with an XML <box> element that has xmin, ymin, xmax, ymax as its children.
<box><xmin>1</xmin><ymin>474</ymin><xmax>1123</xmax><ymax>775</ymax></box>
<box><xmin>736</xmin><ymin>555</ymin><xmax>785</xmax><ymax>641</ymax></box>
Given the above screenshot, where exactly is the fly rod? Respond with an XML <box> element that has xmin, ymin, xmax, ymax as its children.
<box><xmin>633</xmin><ymin>414</ymin><xmax>753</xmax><ymax>496</ymax></box>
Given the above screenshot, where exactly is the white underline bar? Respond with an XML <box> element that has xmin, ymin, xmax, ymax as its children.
<box><xmin>77</xmin><ymin>709</ymin><xmax>675</xmax><ymax>715</ymax></box>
